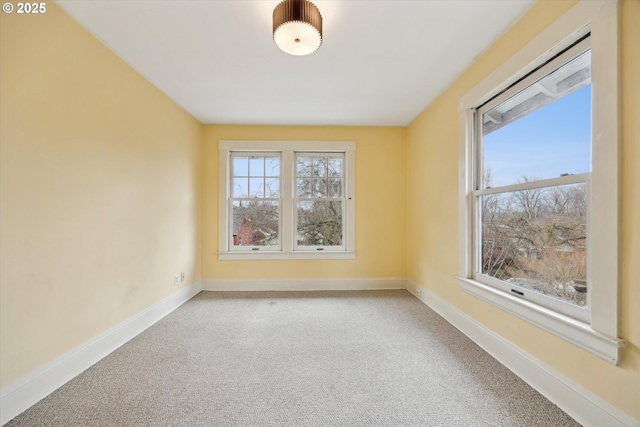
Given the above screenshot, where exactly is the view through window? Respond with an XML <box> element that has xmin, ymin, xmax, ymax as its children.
<box><xmin>476</xmin><ymin>47</ymin><xmax>591</xmax><ymax>310</ymax></box>
<box><xmin>295</xmin><ymin>154</ymin><xmax>344</xmax><ymax>248</ymax></box>
<box><xmin>231</xmin><ymin>154</ymin><xmax>281</xmax><ymax>248</ymax></box>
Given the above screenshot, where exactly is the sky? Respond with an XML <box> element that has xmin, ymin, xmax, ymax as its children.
<box><xmin>483</xmin><ymin>84</ymin><xmax>591</xmax><ymax>188</ymax></box>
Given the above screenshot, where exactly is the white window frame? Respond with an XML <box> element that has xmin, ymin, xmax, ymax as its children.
<box><xmin>294</xmin><ymin>152</ymin><xmax>347</xmax><ymax>252</ymax></box>
<box><xmin>229</xmin><ymin>151</ymin><xmax>282</xmax><ymax>252</ymax></box>
<box><xmin>457</xmin><ymin>0</ymin><xmax>625</xmax><ymax>364</ymax></box>
<box><xmin>219</xmin><ymin>140</ymin><xmax>356</xmax><ymax>260</ymax></box>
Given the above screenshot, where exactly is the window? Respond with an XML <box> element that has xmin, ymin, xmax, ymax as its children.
<box><xmin>457</xmin><ymin>1</ymin><xmax>623</xmax><ymax>363</ymax></box>
<box><xmin>474</xmin><ymin>38</ymin><xmax>591</xmax><ymax>322</ymax></box>
<box><xmin>230</xmin><ymin>153</ymin><xmax>281</xmax><ymax>250</ymax></box>
<box><xmin>295</xmin><ymin>153</ymin><xmax>345</xmax><ymax>250</ymax></box>
<box><xmin>219</xmin><ymin>140</ymin><xmax>355</xmax><ymax>260</ymax></box>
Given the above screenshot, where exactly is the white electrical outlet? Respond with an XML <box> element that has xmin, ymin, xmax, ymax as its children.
<box><xmin>181</xmin><ymin>272</ymin><xmax>185</xmax><ymax>282</ymax></box>
<box><xmin>174</xmin><ymin>274</ymin><xmax>180</xmax><ymax>286</ymax></box>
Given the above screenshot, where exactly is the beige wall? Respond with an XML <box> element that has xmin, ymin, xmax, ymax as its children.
<box><xmin>406</xmin><ymin>0</ymin><xmax>640</xmax><ymax>419</ymax></box>
<box><xmin>202</xmin><ymin>125</ymin><xmax>407</xmax><ymax>280</ymax></box>
<box><xmin>0</xmin><ymin>2</ymin><xmax>203</xmax><ymax>387</ymax></box>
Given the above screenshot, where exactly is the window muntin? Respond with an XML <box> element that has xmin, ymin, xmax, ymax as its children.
<box><xmin>473</xmin><ymin>39</ymin><xmax>591</xmax><ymax>321</ymax></box>
<box><xmin>230</xmin><ymin>153</ymin><xmax>281</xmax><ymax>250</ymax></box>
<box><xmin>295</xmin><ymin>154</ymin><xmax>345</xmax><ymax>249</ymax></box>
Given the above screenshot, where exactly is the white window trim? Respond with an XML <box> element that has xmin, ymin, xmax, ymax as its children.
<box><xmin>457</xmin><ymin>0</ymin><xmax>625</xmax><ymax>364</ymax></box>
<box><xmin>219</xmin><ymin>140</ymin><xmax>356</xmax><ymax>260</ymax></box>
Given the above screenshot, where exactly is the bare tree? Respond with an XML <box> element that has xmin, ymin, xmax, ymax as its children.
<box><xmin>481</xmin><ymin>176</ymin><xmax>587</xmax><ymax>306</ymax></box>
<box><xmin>512</xmin><ymin>176</ymin><xmax>544</xmax><ymax>222</ymax></box>
<box><xmin>232</xmin><ymin>200</ymin><xmax>279</xmax><ymax>246</ymax></box>
<box><xmin>296</xmin><ymin>156</ymin><xmax>343</xmax><ymax>246</ymax></box>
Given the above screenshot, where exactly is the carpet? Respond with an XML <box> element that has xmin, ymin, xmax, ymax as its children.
<box><xmin>5</xmin><ymin>290</ymin><xmax>580</xmax><ymax>426</ymax></box>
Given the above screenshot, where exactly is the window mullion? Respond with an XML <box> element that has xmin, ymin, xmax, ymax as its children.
<box><xmin>281</xmin><ymin>150</ymin><xmax>294</xmax><ymax>252</ymax></box>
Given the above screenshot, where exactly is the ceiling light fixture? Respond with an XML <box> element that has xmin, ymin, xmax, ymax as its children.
<box><xmin>273</xmin><ymin>0</ymin><xmax>323</xmax><ymax>56</ymax></box>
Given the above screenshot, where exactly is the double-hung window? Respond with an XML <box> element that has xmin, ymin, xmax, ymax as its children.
<box><xmin>457</xmin><ymin>1</ymin><xmax>623</xmax><ymax>363</ymax></box>
<box><xmin>474</xmin><ymin>37</ymin><xmax>592</xmax><ymax>322</ymax></box>
<box><xmin>219</xmin><ymin>140</ymin><xmax>356</xmax><ymax>260</ymax></box>
<box><xmin>230</xmin><ymin>153</ymin><xmax>281</xmax><ymax>250</ymax></box>
<box><xmin>295</xmin><ymin>153</ymin><xmax>345</xmax><ymax>251</ymax></box>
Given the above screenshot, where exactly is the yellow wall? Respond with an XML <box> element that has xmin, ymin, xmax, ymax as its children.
<box><xmin>406</xmin><ymin>0</ymin><xmax>640</xmax><ymax>419</ymax></box>
<box><xmin>202</xmin><ymin>125</ymin><xmax>407</xmax><ymax>279</ymax></box>
<box><xmin>0</xmin><ymin>2</ymin><xmax>203</xmax><ymax>387</ymax></box>
<box><xmin>1</xmin><ymin>0</ymin><xmax>638</xmax><ymax>421</ymax></box>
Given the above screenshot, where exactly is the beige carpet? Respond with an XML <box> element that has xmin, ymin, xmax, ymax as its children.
<box><xmin>6</xmin><ymin>290</ymin><xmax>580</xmax><ymax>426</ymax></box>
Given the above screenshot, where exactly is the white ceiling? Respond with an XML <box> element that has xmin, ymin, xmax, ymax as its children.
<box><xmin>55</xmin><ymin>0</ymin><xmax>535</xmax><ymax>127</ymax></box>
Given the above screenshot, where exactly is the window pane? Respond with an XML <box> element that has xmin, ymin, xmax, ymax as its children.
<box><xmin>265</xmin><ymin>177</ymin><xmax>280</xmax><ymax>197</ymax></box>
<box><xmin>328</xmin><ymin>178</ymin><xmax>342</xmax><ymax>197</ymax></box>
<box><xmin>249</xmin><ymin>156</ymin><xmax>264</xmax><ymax>176</ymax></box>
<box><xmin>313</xmin><ymin>157</ymin><xmax>327</xmax><ymax>177</ymax></box>
<box><xmin>266</xmin><ymin>157</ymin><xmax>280</xmax><ymax>177</ymax></box>
<box><xmin>328</xmin><ymin>158</ymin><xmax>343</xmax><ymax>177</ymax></box>
<box><xmin>297</xmin><ymin>178</ymin><xmax>312</xmax><ymax>197</ymax></box>
<box><xmin>232</xmin><ymin>200</ymin><xmax>279</xmax><ymax>247</ymax></box>
<box><xmin>480</xmin><ymin>183</ymin><xmax>587</xmax><ymax>307</ymax></box>
<box><xmin>297</xmin><ymin>157</ymin><xmax>312</xmax><ymax>177</ymax></box>
<box><xmin>313</xmin><ymin>178</ymin><xmax>327</xmax><ymax>198</ymax></box>
<box><xmin>482</xmin><ymin>51</ymin><xmax>591</xmax><ymax>188</ymax></box>
<box><xmin>233</xmin><ymin>156</ymin><xmax>248</xmax><ymax>177</ymax></box>
<box><xmin>297</xmin><ymin>201</ymin><xmax>342</xmax><ymax>246</ymax></box>
<box><xmin>249</xmin><ymin>178</ymin><xmax>264</xmax><ymax>198</ymax></box>
<box><xmin>233</xmin><ymin>178</ymin><xmax>249</xmax><ymax>197</ymax></box>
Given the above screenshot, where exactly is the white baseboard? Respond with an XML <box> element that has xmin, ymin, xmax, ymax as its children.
<box><xmin>201</xmin><ymin>277</ymin><xmax>406</xmax><ymax>292</ymax></box>
<box><xmin>408</xmin><ymin>281</ymin><xmax>639</xmax><ymax>427</ymax></box>
<box><xmin>0</xmin><ymin>281</ymin><xmax>202</xmax><ymax>426</ymax></box>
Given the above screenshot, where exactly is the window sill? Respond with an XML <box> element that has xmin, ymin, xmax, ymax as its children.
<box><xmin>218</xmin><ymin>251</ymin><xmax>356</xmax><ymax>260</ymax></box>
<box><xmin>456</xmin><ymin>277</ymin><xmax>625</xmax><ymax>364</ymax></box>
